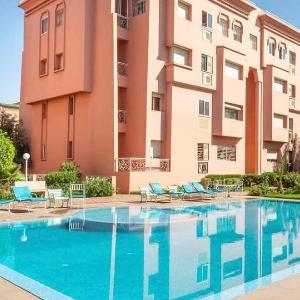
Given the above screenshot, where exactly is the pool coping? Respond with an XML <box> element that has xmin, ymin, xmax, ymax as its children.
<box><xmin>0</xmin><ymin>265</ymin><xmax>73</xmax><ymax>300</ymax></box>
<box><xmin>0</xmin><ymin>197</ymin><xmax>300</xmax><ymax>300</ymax></box>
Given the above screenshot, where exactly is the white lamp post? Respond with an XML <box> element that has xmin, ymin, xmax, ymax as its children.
<box><xmin>23</xmin><ymin>153</ymin><xmax>30</xmax><ymax>182</ymax></box>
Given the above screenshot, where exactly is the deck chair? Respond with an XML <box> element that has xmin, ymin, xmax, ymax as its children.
<box><xmin>70</xmin><ymin>184</ymin><xmax>86</xmax><ymax>208</ymax></box>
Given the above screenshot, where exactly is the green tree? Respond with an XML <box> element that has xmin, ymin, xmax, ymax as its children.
<box><xmin>0</xmin><ymin>131</ymin><xmax>22</xmax><ymax>189</ymax></box>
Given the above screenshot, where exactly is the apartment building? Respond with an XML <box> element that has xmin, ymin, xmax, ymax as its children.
<box><xmin>19</xmin><ymin>0</ymin><xmax>300</xmax><ymax>192</ymax></box>
<box><xmin>0</xmin><ymin>102</ymin><xmax>20</xmax><ymax>119</ymax></box>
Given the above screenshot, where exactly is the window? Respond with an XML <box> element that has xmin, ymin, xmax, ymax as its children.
<box><xmin>289</xmin><ymin>51</ymin><xmax>296</xmax><ymax>75</ymax></box>
<box><xmin>199</xmin><ymin>100</ymin><xmax>210</xmax><ymax>117</ymax></box>
<box><xmin>150</xmin><ymin>140</ymin><xmax>161</xmax><ymax>158</ymax></box>
<box><xmin>67</xmin><ymin>141</ymin><xmax>73</xmax><ymax>159</ymax></box>
<box><xmin>289</xmin><ymin>51</ymin><xmax>296</xmax><ymax>65</ymax></box>
<box><xmin>250</xmin><ymin>34</ymin><xmax>257</xmax><ymax>50</ymax></box>
<box><xmin>197</xmin><ymin>264</ymin><xmax>209</xmax><ymax>283</ymax></box>
<box><xmin>201</xmin><ymin>54</ymin><xmax>213</xmax><ymax>74</ymax></box>
<box><xmin>217</xmin><ymin>146</ymin><xmax>236</xmax><ymax>161</ymax></box>
<box><xmin>267</xmin><ymin>150</ymin><xmax>278</xmax><ymax>162</ymax></box>
<box><xmin>41</xmin><ymin>144</ymin><xmax>46</xmax><ymax>160</ymax></box>
<box><xmin>198</xmin><ymin>162</ymin><xmax>208</xmax><ymax>174</ymax></box>
<box><xmin>177</xmin><ymin>1</ymin><xmax>190</xmax><ymax>20</ymax></box>
<box><xmin>225</xmin><ymin>61</ymin><xmax>241</xmax><ymax>80</ymax></box>
<box><xmin>219</xmin><ymin>16</ymin><xmax>229</xmax><ymax>37</ymax></box>
<box><xmin>133</xmin><ymin>0</ymin><xmax>146</xmax><ymax>16</ymax></box>
<box><xmin>268</xmin><ymin>38</ymin><xmax>276</xmax><ymax>56</ymax></box>
<box><xmin>274</xmin><ymin>78</ymin><xmax>286</xmax><ymax>93</ymax></box>
<box><xmin>40</xmin><ymin>59</ymin><xmax>47</xmax><ymax>76</ymax></box>
<box><xmin>233</xmin><ymin>21</ymin><xmax>243</xmax><ymax>43</ymax></box>
<box><xmin>279</xmin><ymin>43</ymin><xmax>287</xmax><ymax>60</ymax></box>
<box><xmin>41</xmin><ymin>17</ymin><xmax>48</xmax><ymax>34</ymax></box>
<box><xmin>198</xmin><ymin>143</ymin><xmax>209</xmax><ymax>160</ymax></box>
<box><xmin>171</xmin><ymin>47</ymin><xmax>190</xmax><ymax>66</ymax></box>
<box><xmin>202</xmin><ymin>11</ymin><xmax>213</xmax><ymax>29</ymax></box>
<box><xmin>224</xmin><ymin>103</ymin><xmax>242</xmax><ymax>121</ymax></box>
<box><xmin>69</xmin><ymin>95</ymin><xmax>75</xmax><ymax>115</ymax></box>
<box><xmin>273</xmin><ymin>114</ymin><xmax>286</xmax><ymax>128</ymax></box>
<box><xmin>54</xmin><ymin>53</ymin><xmax>64</xmax><ymax>71</ymax></box>
<box><xmin>152</xmin><ymin>94</ymin><xmax>162</xmax><ymax>111</ymax></box>
<box><xmin>289</xmin><ymin>84</ymin><xmax>296</xmax><ymax>98</ymax></box>
<box><xmin>56</xmin><ymin>9</ymin><xmax>64</xmax><ymax>27</ymax></box>
<box><xmin>42</xmin><ymin>102</ymin><xmax>47</xmax><ymax>119</ymax></box>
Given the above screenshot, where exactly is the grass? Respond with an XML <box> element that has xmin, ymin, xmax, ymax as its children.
<box><xmin>265</xmin><ymin>193</ymin><xmax>300</xmax><ymax>200</ymax></box>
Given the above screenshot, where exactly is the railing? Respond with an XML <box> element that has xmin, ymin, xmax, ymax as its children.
<box><xmin>118</xmin><ymin>62</ymin><xmax>128</xmax><ymax>76</ymax></box>
<box><xmin>117</xmin><ymin>158</ymin><xmax>170</xmax><ymax>172</ymax></box>
<box><xmin>118</xmin><ymin>110</ymin><xmax>127</xmax><ymax>124</ymax></box>
<box><xmin>117</xmin><ymin>14</ymin><xmax>129</xmax><ymax>29</ymax></box>
<box><xmin>202</xmin><ymin>27</ymin><xmax>212</xmax><ymax>42</ymax></box>
<box><xmin>289</xmin><ymin>97</ymin><xmax>296</xmax><ymax>109</ymax></box>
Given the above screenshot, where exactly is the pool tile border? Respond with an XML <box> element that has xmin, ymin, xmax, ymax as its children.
<box><xmin>0</xmin><ymin>264</ymin><xmax>73</xmax><ymax>300</ymax></box>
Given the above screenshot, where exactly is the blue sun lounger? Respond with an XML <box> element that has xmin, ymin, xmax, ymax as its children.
<box><xmin>12</xmin><ymin>186</ymin><xmax>48</xmax><ymax>210</ymax></box>
<box><xmin>192</xmin><ymin>182</ymin><xmax>217</xmax><ymax>198</ymax></box>
<box><xmin>149</xmin><ymin>183</ymin><xmax>183</xmax><ymax>201</ymax></box>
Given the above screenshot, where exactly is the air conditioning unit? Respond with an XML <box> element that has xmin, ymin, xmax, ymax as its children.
<box><xmin>202</xmin><ymin>28</ymin><xmax>212</xmax><ymax>42</ymax></box>
<box><xmin>289</xmin><ymin>97</ymin><xmax>296</xmax><ymax>109</ymax></box>
<box><xmin>290</xmin><ymin>64</ymin><xmax>296</xmax><ymax>75</ymax></box>
<box><xmin>203</xmin><ymin>73</ymin><xmax>212</xmax><ymax>85</ymax></box>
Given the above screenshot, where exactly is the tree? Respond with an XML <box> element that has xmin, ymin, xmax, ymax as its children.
<box><xmin>0</xmin><ymin>131</ymin><xmax>22</xmax><ymax>188</ymax></box>
<box><xmin>0</xmin><ymin>111</ymin><xmax>29</xmax><ymax>165</ymax></box>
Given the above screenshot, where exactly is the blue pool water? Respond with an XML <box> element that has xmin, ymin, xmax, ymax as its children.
<box><xmin>1</xmin><ymin>200</ymin><xmax>300</xmax><ymax>299</ymax></box>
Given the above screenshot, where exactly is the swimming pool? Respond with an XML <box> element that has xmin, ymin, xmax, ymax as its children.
<box><xmin>0</xmin><ymin>199</ymin><xmax>300</xmax><ymax>299</ymax></box>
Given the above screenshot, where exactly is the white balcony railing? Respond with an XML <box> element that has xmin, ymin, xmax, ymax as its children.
<box><xmin>289</xmin><ymin>97</ymin><xmax>296</xmax><ymax>109</ymax></box>
<box><xmin>118</xmin><ymin>110</ymin><xmax>127</xmax><ymax>124</ymax></box>
<box><xmin>118</xmin><ymin>62</ymin><xmax>128</xmax><ymax>76</ymax></box>
<box><xmin>117</xmin><ymin>14</ymin><xmax>129</xmax><ymax>29</ymax></box>
<box><xmin>117</xmin><ymin>158</ymin><xmax>170</xmax><ymax>172</ymax></box>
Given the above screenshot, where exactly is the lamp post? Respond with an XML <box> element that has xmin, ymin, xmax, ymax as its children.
<box><xmin>23</xmin><ymin>153</ymin><xmax>30</xmax><ymax>182</ymax></box>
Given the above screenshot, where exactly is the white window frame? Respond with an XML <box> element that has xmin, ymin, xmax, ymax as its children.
<box><xmin>177</xmin><ymin>1</ymin><xmax>190</xmax><ymax>20</ymax></box>
<box><xmin>224</xmin><ymin>61</ymin><xmax>242</xmax><ymax>80</ymax></box>
<box><xmin>199</xmin><ymin>100</ymin><xmax>210</xmax><ymax>117</ymax></box>
<box><xmin>202</xmin><ymin>11</ymin><xmax>213</xmax><ymax>29</ymax></box>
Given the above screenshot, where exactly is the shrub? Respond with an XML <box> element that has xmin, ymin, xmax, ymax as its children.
<box><xmin>0</xmin><ymin>189</ymin><xmax>12</xmax><ymax>200</ymax></box>
<box><xmin>85</xmin><ymin>177</ymin><xmax>114</xmax><ymax>197</ymax></box>
<box><xmin>249</xmin><ymin>183</ymin><xmax>272</xmax><ymax>196</ymax></box>
<box><xmin>45</xmin><ymin>171</ymin><xmax>79</xmax><ymax>193</ymax></box>
<box><xmin>282</xmin><ymin>172</ymin><xmax>300</xmax><ymax>189</ymax></box>
<box><xmin>59</xmin><ymin>162</ymin><xmax>81</xmax><ymax>179</ymax></box>
<box><xmin>0</xmin><ymin>131</ymin><xmax>15</xmax><ymax>171</ymax></box>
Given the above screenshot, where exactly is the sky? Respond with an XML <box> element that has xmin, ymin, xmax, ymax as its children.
<box><xmin>0</xmin><ymin>0</ymin><xmax>300</xmax><ymax>104</ymax></box>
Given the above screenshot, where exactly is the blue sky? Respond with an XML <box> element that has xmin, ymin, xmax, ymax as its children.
<box><xmin>0</xmin><ymin>0</ymin><xmax>300</xmax><ymax>103</ymax></box>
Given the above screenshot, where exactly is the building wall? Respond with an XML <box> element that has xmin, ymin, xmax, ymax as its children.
<box><xmin>20</xmin><ymin>0</ymin><xmax>300</xmax><ymax>193</ymax></box>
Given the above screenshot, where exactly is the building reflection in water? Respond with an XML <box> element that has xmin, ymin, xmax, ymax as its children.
<box><xmin>98</xmin><ymin>202</ymin><xmax>300</xmax><ymax>299</ymax></box>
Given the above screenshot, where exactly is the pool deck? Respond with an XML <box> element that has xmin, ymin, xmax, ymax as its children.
<box><xmin>0</xmin><ymin>193</ymin><xmax>299</xmax><ymax>300</ymax></box>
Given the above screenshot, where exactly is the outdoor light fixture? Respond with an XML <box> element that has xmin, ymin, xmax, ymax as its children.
<box><xmin>23</xmin><ymin>153</ymin><xmax>30</xmax><ymax>182</ymax></box>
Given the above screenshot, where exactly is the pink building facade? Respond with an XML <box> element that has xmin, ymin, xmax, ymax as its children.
<box><xmin>19</xmin><ymin>0</ymin><xmax>300</xmax><ymax>193</ymax></box>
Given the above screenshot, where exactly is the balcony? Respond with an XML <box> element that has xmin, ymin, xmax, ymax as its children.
<box><xmin>117</xmin><ymin>158</ymin><xmax>170</xmax><ymax>172</ymax></box>
<box><xmin>118</xmin><ymin>110</ymin><xmax>127</xmax><ymax>133</ymax></box>
<box><xmin>117</xmin><ymin>14</ymin><xmax>128</xmax><ymax>29</ymax></box>
<box><xmin>272</xmin><ymin>127</ymin><xmax>289</xmax><ymax>143</ymax></box>
<box><xmin>118</xmin><ymin>62</ymin><xmax>128</xmax><ymax>87</ymax></box>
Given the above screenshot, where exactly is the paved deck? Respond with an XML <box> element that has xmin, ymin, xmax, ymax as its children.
<box><xmin>0</xmin><ymin>194</ymin><xmax>299</xmax><ymax>300</ymax></box>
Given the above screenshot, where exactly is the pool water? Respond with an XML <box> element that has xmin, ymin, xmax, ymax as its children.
<box><xmin>0</xmin><ymin>199</ymin><xmax>300</xmax><ymax>299</ymax></box>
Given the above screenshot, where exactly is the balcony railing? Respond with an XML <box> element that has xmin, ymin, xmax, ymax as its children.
<box><xmin>117</xmin><ymin>158</ymin><xmax>170</xmax><ymax>172</ymax></box>
<box><xmin>117</xmin><ymin>14</ymin><xmax>129</xmax><ymax>29</ymax></box>
<box><xmin>118</xmin><ymin>110</ymin><xmax>127</xmax><ymax>124</ymax></box>
<box><xmin>289</xmin><ymin>97</ymin><xmax>296</xmax><ymax>109</ymax></box>
<box><xmin>118</xmin><ymin>62</ymin><xmax>128</xmax><ymax>76</ymax></box>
